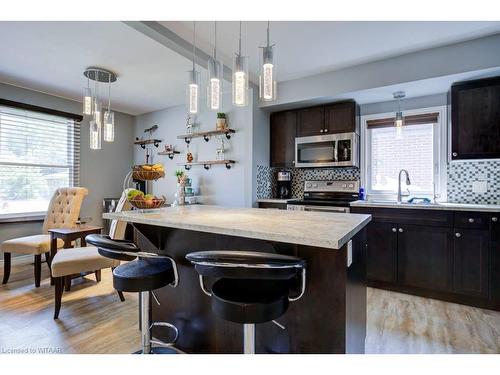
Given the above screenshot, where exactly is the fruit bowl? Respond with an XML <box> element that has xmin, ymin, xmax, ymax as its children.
<box><xmin>129</xmin><ymin>195</ymin><xmax>167</xmax><ymax>209</ymax></box>
<box><xmin>132</xmin><ymin>164</ymin><xmax>165</xmax><ymax>181</ymax></box>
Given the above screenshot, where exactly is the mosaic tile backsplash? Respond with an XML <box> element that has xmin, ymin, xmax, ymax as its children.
<box><xmin>256</xmin><ymin>165</ymin><xmax>360</xmax><ymax>199</ymax></box>
<box><xmin>447</xmin><ymin>160</ymin><xmax>500</xmax><ymax>204</ymax></box>
<box><xmin>258</xmin><ymin>160</ymin><xmax>500</xmax><ymax>204</ymax></box>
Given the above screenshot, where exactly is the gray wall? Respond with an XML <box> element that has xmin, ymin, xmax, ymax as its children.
<box><xmin>0</xmin><ymin>83</ymin><xmax>135</xmax><ymax>246</ymax></box>
<box><xmin>134</xmin><ymin>89</ymin><xmax>257</xmax><ymax>207</ymax></box>
<box><xmin>262</xmin><ymin>33</ymin><xmax>500</xmax><ymax>109</ymax></box>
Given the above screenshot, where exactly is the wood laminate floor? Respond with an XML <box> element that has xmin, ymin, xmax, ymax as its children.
<box><xmin>1</xmin><ymin>257</ymin><xmax>499</xmax><ymax>354</ymax></box>
<box><xmin>0</xmin><ymin>256</ymin><xmax>140</xmax><ymax>354</ymax></box>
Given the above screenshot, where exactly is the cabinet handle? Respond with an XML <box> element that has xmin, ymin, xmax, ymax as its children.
<box><xmin>320</xmin><ymin>129</ymin><xmax>324</xmax><ymax>133</ymax></box>
<box><xmin>493</xmin><ymin>217</ymin><xmax>498</xmax><ymax>222</ymax></box>
<box><xmin>455</xmin><ymin>232</ymin><xmax>461</xmax><ymax>238</ymax></box>
<box><xmin>452</xmin><ymin>152</ymin><xmax>458</xmax><ymax>157</ymax></box>
<box><xmin>392</xmin><ymin>227</ymin><xmax>397</xmax><ymax>233</ymax></box>
<box><xmin>324</xmin><ymin>128</ymin><xmax>329</xmax><ymax>133</ymax></box>
<box><xmin>398</xmin><ymin>228</ymin><xmax>403</xmax><ymax>233</ymax></box>
<box><xmin>468</xmin><ymin>218</ymin><xmax>475</xmax><ymax>223</ymax></box>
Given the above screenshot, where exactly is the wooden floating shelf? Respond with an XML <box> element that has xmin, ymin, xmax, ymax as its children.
<box><xmin>134</xmin><ymin>139</ymin><xmax>162</xmax><ymax>149</ymax></box>
<box><xmin>177</xmin><ymin>160</ymin><xmax>236</xmax><ymax>170</ymax></box>
<box><xmin>177</xmin><ymin>129</ymin><xmax>235</xmax><ymax>144</ymax></box>
<box><xmin>158</xmin><ymin>150</ymin><xmax>180</xmax><ymax>160</ymax></box>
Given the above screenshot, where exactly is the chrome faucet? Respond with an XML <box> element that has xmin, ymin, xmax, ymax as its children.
<box><xmin>397</xmin><ymin>169</ymin><xmax>411</xmax><ymax>203</ymax></box>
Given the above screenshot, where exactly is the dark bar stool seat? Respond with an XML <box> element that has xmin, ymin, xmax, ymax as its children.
<box><xmin>186</xmin><ymin>250</ymin><xmax>306</xmax><ymax>354</ymax></box>
<box><xmin>86</xmin><ymin>234</ymin><xmax>180</xmax><ymax>354</ymax></box>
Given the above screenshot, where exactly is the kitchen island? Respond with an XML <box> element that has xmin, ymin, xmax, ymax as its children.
<box><xmin>103</xmin><ymin>205</ymin><xmax>371</xmax><ymax>354</ymax></box>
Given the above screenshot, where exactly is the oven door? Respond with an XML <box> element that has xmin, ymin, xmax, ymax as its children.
<box><xmin>295</xmin><ymin>133</ymin><xmax>358</xmax><ymax>168</ymax></box>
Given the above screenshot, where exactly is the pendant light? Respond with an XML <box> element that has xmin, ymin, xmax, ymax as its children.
<box><xmin>83</xmin><ymin>77</ymin><xmax>93</xmax><ymax>115</ymax></box>
<box><xmin>83</xmin><ymin>67</ymin><xmax>117</xmax><ymax>150</ymax></box>
<box><xmin>104</xmin><ymin>74</ymin><xmax>115</xmax><ymax>142</ymax></box>
<box><xmin>187</xmin><ymin>21</ymin><xmax>200</xmax><ymax>114</ymax></box>
<box><xmin>207</xmin><ymin>21</ymin><xmax>223</xmax><ymax>111</ymax></box>
<box><xmin>393</xmin><ymin>91</ymin><xmax>405</xmax><ymax>138</ymax></box>
<box><xmin>259</xmin><ymin>21</ymin><xmax>277</xmax><ymax>102</ymax></box>
<box><xmin>91</xmin><ymin>77</ymin><xmax>102</xmax><ymax>150</ymax></box>
<box><xmin>232</xmin><ymin>21</ymin><xmax>249</xmax><ymax>107</ymax></box>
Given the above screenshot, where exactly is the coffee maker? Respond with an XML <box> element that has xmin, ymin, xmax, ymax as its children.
<box><xmin>277</xmin><ymin>171</ymin><xmax>292</xmax><ymax>199</ymax></box>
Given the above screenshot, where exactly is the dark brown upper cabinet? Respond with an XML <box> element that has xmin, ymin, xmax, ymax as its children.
<box><xmin>270</xmin><ymin>111</ymin><xmax>297</xmax><ymax>168</ymax></box>
<box><xmin>297</xmin><ymin>106</ymin><xmax>325</xmax><ymax>137</ymax></box>
<box><xmin>451</xmin><ymin>76</ymin><xmax>500</xmax><ymax>160</ymax></box>
<box><xmin>325</xmin><ymin>101</ymin><xmax>359</xmax><ymax>134</ymax></box>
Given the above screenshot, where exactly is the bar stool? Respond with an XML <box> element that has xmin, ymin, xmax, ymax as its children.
<box><xmin>186</xmin><ymin>250</ymin><xmax>306</xmax><ymax>354</ymax></box>
<box><xmin>86</xmin><ymin>234</ymin><xmax>180</xmax><ymax>354</ymax></box>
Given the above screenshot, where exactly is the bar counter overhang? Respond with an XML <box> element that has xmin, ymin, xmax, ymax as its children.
<box><xmin>103</xmin><ymin>205</ymin><xmax>371</xmax><ymax>354</ymax></box>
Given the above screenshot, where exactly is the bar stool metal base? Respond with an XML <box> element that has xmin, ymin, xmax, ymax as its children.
<box><xmin>136</xmin><ymin>291</ymin><xmax>180</xmax><ymax>354</ymax></box>
<box><xmin>243</xmin><ymin>324</ymin><xmax>256</xmax><ymax>354</ymax></box>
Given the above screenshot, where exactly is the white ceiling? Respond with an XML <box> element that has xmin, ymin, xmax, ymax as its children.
<box><xmin>0</xmin><ymin>21</ymin><xmax>193</xmax><ymax>115</ymax></box>
<box><xmin>0</xmin><ymin>21</ymin><xmax>500</xmax><ymax>115</ymax></box>
<box><xmin>161</xmin><ymin>21</ymin><xmax>500</xmax><ymax>82</ymax></box>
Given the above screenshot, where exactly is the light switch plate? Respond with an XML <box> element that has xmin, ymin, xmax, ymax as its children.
<box><xmin>472</xmin><ymin>180</ymin><xmax>488</xmax><ymax>194</ymax></box>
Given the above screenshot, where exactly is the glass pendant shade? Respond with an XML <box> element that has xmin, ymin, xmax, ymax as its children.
<box><xmin>89</xmin><ymin>120</ymin><xmax>101</xmax><ymax>150</ymax></box>
<box><xmin>187</xmin><ymin>70</ymin><xmax>200</xmax><ymax>114</ymax></box>
<box><xmin>232</xmin><ymin>55</ymin><xmax>249</xmax><ymax>107</ymax></box>
<box><xmin>104</xmin><ymin>111</ymin><xmax>114</xmax><ymax>142</ymax></box>
<box><xmin>93</xmin><ymin>100</ymin><xmax>102</xmax><ymax>127</ymax></box>
<box><xmin>259</xmin><ymin>45</ymin><xmax>277</xmax><ymax>102</ymax></box>
<box><xmin>207</xmin><ymin>58</ymin><xmax>223</xmax><ymax>111</ymax></box>
<box><xmin>83</xmin><ymin>87</ymin><xmax>93</xmax><ymax>115</ymax></box>
<box><xmin>395</xmin><ymin>111</ymin><xmax>404</xmax><ymax>138</ymax></box>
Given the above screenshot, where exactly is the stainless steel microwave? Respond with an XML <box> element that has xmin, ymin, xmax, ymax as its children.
<box><xmin>295</xmin><ymin>132</ymin><xmax>359</xmax><ymax>168</ymax></box>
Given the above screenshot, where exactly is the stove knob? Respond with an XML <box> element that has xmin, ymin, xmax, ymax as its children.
<box><xmin>306</xmin><ymin>183</ymin><xmax>312</xmax><ymax>188</ymax></box>
<box><xmin>348</xmin><ymin>183</ymin><xmax>354</xmax><ymax>189</ymax></box>
<box><xmin>312</xmin><ymin>183</ymin><xmax>318</xmax><ymax>188</ymax></box>
<box><xmin>342</xmin><ymin>184</ymin><xmax>347</xmax><ymax>188</ymax></box>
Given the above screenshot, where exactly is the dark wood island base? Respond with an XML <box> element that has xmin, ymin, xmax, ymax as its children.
<box><xmin>132</xmin><ymin>223</ymin><xmax>367</xmax><ymax>354</ymax></box>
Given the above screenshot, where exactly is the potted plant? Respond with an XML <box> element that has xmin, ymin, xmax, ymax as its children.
<box><xmin>174</xmin><ymin>170</ymin><xmax>187</xmax><ymax>206</ymax></box>
<box><xmin>216</xmin><ymin>112</ymin><xmax>227</xmax><ymax>131</ymax></box>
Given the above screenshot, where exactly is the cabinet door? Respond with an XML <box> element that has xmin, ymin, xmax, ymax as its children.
<box><xmin>366</xmin><ymin>222</ymin><xmax>398</xmax><ymax>283</ymax></box>
<box><xmin>491</xmin><ymin>215</ymin><xmax>500</xmax><ymax>302</ymax></box>
<box><xmin>297</xmin><ymin>106</ymin><xmax>325</xmax><ymax>137</ymax></box>
<box><xmin>453</xmin><ymin>228</ymin><xmax>490</xmax><ymax>298</ymax></box>
<box><xmin>398</xmin><ymin>225</ymin><xmax>453</xmax><ymax>292</ymax></box>
<box><xmin>325</xmin><ymin>102</ymin><xmax>357</xmax><ymax>134</ymax></box>
<box><xmin>270</xmin><ymin>111</ymin><xmax>297</xmax><ymax>167</ymax></box>
<box><xmin>451</xmin><ymin>78</ymin><xmax>500</xmax><ymax>160</ymax></box>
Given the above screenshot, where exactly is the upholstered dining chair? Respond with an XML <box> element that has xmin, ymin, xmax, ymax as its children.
<box><xmin>51</xmin><ymin>189</ymin><xmax>133</xmax><ymax>319</ymax></box>
<box><xmin>1</xmin><ymin>187</ymin><xmax>88</xmax><ymax>287</ymax></box>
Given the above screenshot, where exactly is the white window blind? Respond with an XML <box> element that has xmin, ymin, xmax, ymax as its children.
<box><xmin>0</xmin><ymin>105</ymin><xmax>80</xmax><ymax>218</ymax></box>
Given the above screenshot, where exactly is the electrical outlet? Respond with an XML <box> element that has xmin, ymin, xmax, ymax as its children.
<box><xmin>472</xmin><ymin>180</ymin><xmax>487</xmax><ymax>194</ymax></box>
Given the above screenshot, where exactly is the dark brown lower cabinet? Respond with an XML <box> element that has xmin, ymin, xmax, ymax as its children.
<box><xmin>453</xmin><ymin>229</ymin><xmax>490</xmax><ymax>298</ymax></box>
<box><xmin>351</xmin><ymin>206</ymin><xmax>500</xmax><ymax>311</ymax></box>
<box><xmin>397</xmin><ymin>225</ymin><xmax>453</xmax><ymax>292</ymax></box>
<box><xmin>491</xmin><ymin>216</ymin><xmax>500</xmax><ymax>304</ymax></box>
<box><xmin>366</xmin><ymin>222</ymin><xmax>397</xmax><ymax>283</ymax></box>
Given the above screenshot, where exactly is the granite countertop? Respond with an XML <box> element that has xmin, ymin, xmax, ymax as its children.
<box><xmin>350</xmin><ymin>200</ymin><xmax>500</xmax><ymax>213</ymax></box>
<box><xmin>257</xmin><ymin>198</ymin><xmax>298</xmax><ymax>204</ymax></box>
<box><xmin>103</xmin><ymin>205</ymin><xmax>371</xmax><ymax>250</ymax></box>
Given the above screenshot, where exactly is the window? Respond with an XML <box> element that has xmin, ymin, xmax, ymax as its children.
<box><xmin>362</xmin><ymin>107</ymin><xmax>447</xmax><ymax>200</ymax></box>
<box><xmin>0</xmin><ymin>104</ymin><xmax>80</xmax><ymax>219</ymax></box>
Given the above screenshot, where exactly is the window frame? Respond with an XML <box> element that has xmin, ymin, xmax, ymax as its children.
<box><xmin>360</xmin><ymin>105</ymin><xmax>448</xmax><ymax>201</ymax></box>
<box><xmin>0</xmin><ymin>100</ymin><xmax>81</xmax><ymax>221</ymax></box>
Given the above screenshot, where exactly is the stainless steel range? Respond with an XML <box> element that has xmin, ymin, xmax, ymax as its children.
<box><xmin>287</xmin><ymin>180</ymin><xmax>360</xmax><ymax>213</ymax></box>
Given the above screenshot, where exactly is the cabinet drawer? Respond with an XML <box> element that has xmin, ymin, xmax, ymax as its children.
<box><xmin>350</xmin><ymin>207</ymin><xmax>453</xmax><ymax>227</ymax></box>
<box><xmin>258</xmin><ymin>202</ymin><xmax>288</xmax><ymax>210</ymax></box>
<box><xmin>454</xmin><ymin>212</ymin><xmax>490</xmax><ymax>230</ymax></box>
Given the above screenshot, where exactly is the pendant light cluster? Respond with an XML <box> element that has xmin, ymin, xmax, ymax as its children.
<box><xmin>393</xmin><ymin>91</ymin><xmax>406</xmax><ymax>138</ymax></box>
<box><xmin>187</xmin><ymin>21</ymin><xmax>277</xmax><ymax>115</ymax></box>
<box><xmin>82</xmin><ymin>67</ymin><xmax>117</xmax><ymax>150</ymax></box>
